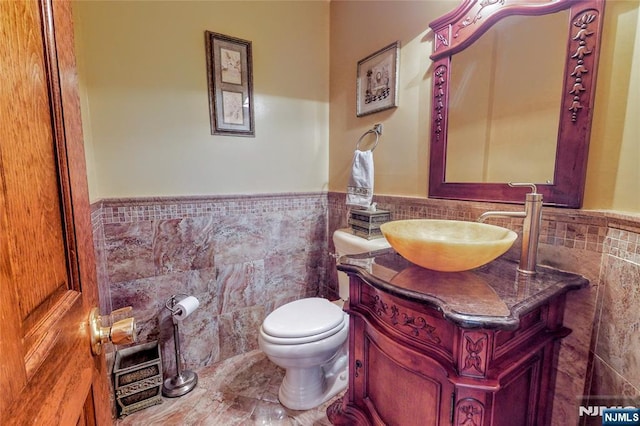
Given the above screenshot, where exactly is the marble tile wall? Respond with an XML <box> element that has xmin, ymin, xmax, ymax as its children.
<box><xmin>582</xmin><ymin>218</ymin><xmax>640</xmax><ymax>425</ymax></box>
<box><xmin>91</xmin><ymin>203</ymin><xmax>111</xmax><ymax>315</ymax></box>
<box><xmin>91</xmin><ymin>202</ymin><xmax>116</xmax><ymax>417</ymax></box>
<box><xmin>91</xmin><ymin>193</ymin><xmax>328</xmax><ymax>378</ymax></box>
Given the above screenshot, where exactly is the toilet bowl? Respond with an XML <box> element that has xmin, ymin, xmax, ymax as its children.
<box><xmin>258</xmin><ymin>229</ymin><xmax>390</xmax><ymax>410</ymax></box>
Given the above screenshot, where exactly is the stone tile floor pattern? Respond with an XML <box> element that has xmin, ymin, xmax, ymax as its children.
<box><xmin>116</xmin><ymin>350</ymin><xmax>342</xmax><ymax>425</ymax></box>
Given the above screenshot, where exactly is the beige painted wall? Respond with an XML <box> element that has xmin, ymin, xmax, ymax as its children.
<box><xmin>329</xmin><ymin>0</ymin><xmax>640</xmax><ymax>213</ymax></box>
<box><xmin>584</xmin><ymin>0</ymin><xmax>640</xmax><ymax>212</ymax></box>
<box><xmin>329</xmin><ymin>1</ymin><xmax>445</xmax><ymax>198</ymax></box>
<box><xmin>73</xmin><ymin>0</ymin><xmax>330</xmax><ymax>201</ymax></box>
<box><xmin>74</xmin><ymin>0</ymin><xmax>638</xmax><ymax>213</ymax></box>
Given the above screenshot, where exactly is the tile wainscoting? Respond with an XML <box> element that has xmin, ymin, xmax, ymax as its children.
<box><xmin>91</xmin><ymin>192</ymin><xmax>328</xmax><ymax>379</ymax></box>
<box><xmin>91</xmin><ymin>191</ymin><xmax>639</xmax><ymax>424</ymax></box>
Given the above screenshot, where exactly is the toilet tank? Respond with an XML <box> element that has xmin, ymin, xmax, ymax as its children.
<box><xmin>333</xmin><ymin>229</ymin><xmax>390</xmax><ymax>301</ymax></box>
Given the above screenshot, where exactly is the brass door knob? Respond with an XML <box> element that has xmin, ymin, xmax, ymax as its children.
<box><xmin>89</xmin><ymin>307</ymin><xmax>137</xmax><ymax>355</ymax></box>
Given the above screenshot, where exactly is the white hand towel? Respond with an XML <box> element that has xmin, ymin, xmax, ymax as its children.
<box><xmin>346</xmin><ymin>149</ymin><xmax>374</xmax><ymax>209</ymax></box>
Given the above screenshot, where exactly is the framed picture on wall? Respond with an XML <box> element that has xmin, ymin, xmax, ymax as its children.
<box><xmin>356</xmin><ymin>41</ymin><xmax>400</xmax><ymax>117</ymax></box>
<box><xmin>205</xmin><ymin>31</ymin><xmax>255</xmax><ymax>136</ymax></box>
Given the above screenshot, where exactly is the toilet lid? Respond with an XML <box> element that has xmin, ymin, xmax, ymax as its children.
<box><xmin>262</xmin><ymin>298</ymin><xmax>345</xmax><ymax>339</ymax></box>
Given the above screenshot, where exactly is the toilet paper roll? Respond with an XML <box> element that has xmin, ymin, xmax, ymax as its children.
<box><xmin>173</xmin><ymin>296</ymin><xmax>199</xmax><ymax>321</ymax></box>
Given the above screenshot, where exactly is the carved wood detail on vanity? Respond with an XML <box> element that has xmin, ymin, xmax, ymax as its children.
<box><xmin>455</xmin><ymin>398</ymin><xmax>485</xmax><ymax>426</ymax></box>
<box><xmin>366</xmin><ymin>293</ymin><xmax>442</xmax><ymax>344</ymax></box>
<box><xmin>360</xmin><ymin>284</ymin><xmax>451</xmax><ymax>358</ymax></box>
<box><xmin>460</xmin><ymin>331</ymin><xmax>490</xmax><ymax>378</ymax></box>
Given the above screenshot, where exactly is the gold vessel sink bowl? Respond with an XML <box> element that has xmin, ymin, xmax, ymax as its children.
<box><xmin>380</xmin><ymin>219</ymin><xmax>518</xmax><ymax>272</ymax></box>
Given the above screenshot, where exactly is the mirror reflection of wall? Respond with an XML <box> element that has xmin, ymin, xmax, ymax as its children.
<box><xmin>445</xmin><ymin>11</ymin><xmax>568</xmax><ymax>184</ymax></box>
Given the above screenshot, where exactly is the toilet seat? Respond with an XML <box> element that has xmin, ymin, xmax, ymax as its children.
<box><xmin>260</xmin><ymin>320</ymin><xmax>346</xmax><ymax>345</ymax></box>
<box><xmin>261</xmin><ymin>298</ymin><xmax>346</xmax><ymax>345</ymax></box>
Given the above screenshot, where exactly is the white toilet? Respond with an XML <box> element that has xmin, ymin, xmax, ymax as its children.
<box><xmin>258</xmin><ymin>229</ymin><xmax>390</xmax><ymax>410</ymax></box>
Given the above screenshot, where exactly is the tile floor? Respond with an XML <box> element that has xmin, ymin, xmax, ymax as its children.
<box><xmin>116</xmin><ymin>350</ymin><xmax>343</xmax><ymax>425</ymax></box>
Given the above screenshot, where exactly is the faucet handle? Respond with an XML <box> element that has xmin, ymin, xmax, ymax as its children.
<box><xmin>509</xmin><ymin>182</ymin><xmax>543</xmax><ymax>202</ymax></box>
<box><xmin>508</xmin><ymin>182</ymin><xmax>538</xmax><ymax>194</ymax></box>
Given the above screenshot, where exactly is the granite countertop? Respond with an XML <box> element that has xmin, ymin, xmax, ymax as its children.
<box><xmin>338</xmin><ymin>248</ymin><xmax>589</xmax><ymax>330</ymax></box>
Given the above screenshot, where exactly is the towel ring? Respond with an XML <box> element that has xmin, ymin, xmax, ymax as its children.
<box><xmin>356</xmin><ymin>125</ymin><xmax>381</xmax><ymax>152</ymax></box>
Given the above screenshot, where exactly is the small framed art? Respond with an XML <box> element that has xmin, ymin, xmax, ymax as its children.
<box><xmin>205</xmin><ymin>31</ymin><xmax>254</xmax><ymax>136</ymax></box>
<box><xmin>356</xmin><ymin>41</ymin><xmax>400</xmax><ymax>117</ymax></box>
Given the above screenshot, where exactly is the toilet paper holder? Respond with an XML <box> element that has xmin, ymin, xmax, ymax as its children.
<box><xmin>166</xmin><ymin>293</ymin><xmax>183</xmax><ymax>313</ymax></box>
<box><xmin>165</xmin><ymin>293</ymin><xmax>199</xmax><ymax>320</ymax></box>
<box><xmin>162</xmin><ymin>294</ymin><xmax>199</xmax><ymax>398</ymax></box>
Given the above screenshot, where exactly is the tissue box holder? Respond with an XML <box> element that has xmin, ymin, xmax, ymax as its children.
<box><xmin>114</xmin><ymin>341</ymin><xmax>163</xmax><ymax>417</ymax></box>
<box><xmin>348</xmin><ymin>209</ymin><xmax>391</xmax><ymax>239</ymax></box>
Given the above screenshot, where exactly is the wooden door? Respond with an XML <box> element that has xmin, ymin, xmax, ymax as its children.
<box><xmin>0</xmin><ymin>0</ymin><xmax>112</xmax><ymax>424</ymax></box>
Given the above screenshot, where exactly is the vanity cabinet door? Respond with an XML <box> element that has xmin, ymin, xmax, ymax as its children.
<box><xmin>352</xmin><ymin>316</ymin><xmax>455</xmax><ymax>426</ymax></box>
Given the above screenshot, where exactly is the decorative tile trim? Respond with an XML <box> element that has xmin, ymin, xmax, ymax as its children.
<box><xmin>92</xmin><ymin>192</ymin><xmax>328</xmax><ymax>224</ymax></box>
<box><xmin>90</xmin><ymin>191</ymin><xmax>640</xmax><ymax>266</ymax></box>
<box><xmin>328</xmin><ymin>191</ymin><xmax>640</xmax><ymax>256</ymax></box>
<box><xmin>604</xmin><ymin>227</ymin><xmax>640</xmax><ymax>265</ymax></box>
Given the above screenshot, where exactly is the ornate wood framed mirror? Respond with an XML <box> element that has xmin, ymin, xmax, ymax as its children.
<box><xmin>428</xmin><ymin>0</ymin><xmax>605</xmax><ymax>208</ymax></box>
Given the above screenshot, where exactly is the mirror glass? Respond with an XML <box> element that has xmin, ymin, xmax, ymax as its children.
<box><xmin>445</xmin><ymin>12</ymin><xmax>568</xmax><ymax>184</ymax></box>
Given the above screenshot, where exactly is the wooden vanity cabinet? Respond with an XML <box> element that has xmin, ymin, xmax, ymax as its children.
<box><xmin>328</xmin><ymin>273</ymin><xmax>574</xmax><ymax>426</ymax></box>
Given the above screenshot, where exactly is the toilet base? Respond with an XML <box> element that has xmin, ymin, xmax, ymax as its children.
<box><xmin>278</xmin><ymin>353</ymin><xmax>348</xmax><ymax>411</ymax></box>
